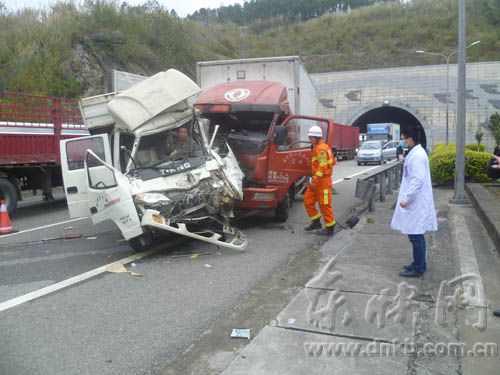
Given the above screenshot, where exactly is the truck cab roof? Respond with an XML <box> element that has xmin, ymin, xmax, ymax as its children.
<box><xmin>194</xmin><ymin>81</ymin><xmax>290</xmax><ymax>115</ymax></box>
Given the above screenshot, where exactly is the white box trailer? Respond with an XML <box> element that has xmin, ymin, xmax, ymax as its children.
<box><xmin>196</xmin><ymin>56</ymin><xmax>317</xmax><ymax>118</ymax></box>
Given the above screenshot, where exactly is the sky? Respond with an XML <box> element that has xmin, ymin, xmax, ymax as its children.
<box><xmin>1</xmin><ymin>0</ymin><xmax>246</xmax><ymax>17</ymax></box>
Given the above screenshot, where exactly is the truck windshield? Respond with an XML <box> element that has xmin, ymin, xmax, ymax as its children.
<box><xmin>132</xmin><ymin>123</ymin><xmax>205</xmax><ymax>169</ymax></box>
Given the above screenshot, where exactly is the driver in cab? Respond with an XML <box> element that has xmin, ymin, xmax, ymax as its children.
<box><xmin>164</xmin><ymin>126</ymin><xmax>195</xmax><ymax>157</ymax></box>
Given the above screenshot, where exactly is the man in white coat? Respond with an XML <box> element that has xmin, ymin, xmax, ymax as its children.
<box><xmin>391</xmin><ymin>129</ymin><xmax>437</xmax><ymax>277</ymax></box>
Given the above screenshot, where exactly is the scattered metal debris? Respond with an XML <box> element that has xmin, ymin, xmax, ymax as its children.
<box><xmin>105</xmin><ymin>262</ymin><xmax>142</xmax><ymax>277</ymax></box>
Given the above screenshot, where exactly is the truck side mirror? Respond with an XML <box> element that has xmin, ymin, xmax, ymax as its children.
<box><xmin>273</xmin><ymin>126</ymin><xmax>288</xmax><ymax>145</ymax></box>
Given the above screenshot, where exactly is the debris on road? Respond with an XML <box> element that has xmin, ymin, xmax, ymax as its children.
<box><xmin>86</xmin><ymin>236</ymin><xmax>98</xmax><ymax>240</ymax></box>
<box><xmin>105</xmin><ymin>262</ymin><xmax>142</xmax><ymax>277</ymax></box>
<box><xmin>169</xmin><ymin>252</ymin><xmax>210</xmax><ymax>259</ymax></box>
<box><xmin>204</xmin><ymin>264</ymin><xmax>213</xmax><ymax>269</ymax></box>
<box><xmin>231</xmin><ymin>329</ymin><xmax>251</xmax><ymax>339</ymax></box>
<box><xmin>42</xmin><ymin>233</ymin><xmax>82</xmax><ymax>241</ymax></box>
<box><xmin>63</xmin><ymin>226</ymin><xmax>74</xmax><ymax>231</ymax></box>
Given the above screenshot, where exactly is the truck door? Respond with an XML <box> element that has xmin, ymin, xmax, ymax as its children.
<box><xmin>84</xmin><ymin>150</ymin><xmax>142</xmax><ymax>240</ymax></box>
<box><xmin>61</xmin><ymin>135</ymin><xmax>111</xmax><ymax>218</ymax></box>
<box><xmin>268</xmin><ymin>115</ymin><xmax>334</xmax><ymax>196</ymax></box>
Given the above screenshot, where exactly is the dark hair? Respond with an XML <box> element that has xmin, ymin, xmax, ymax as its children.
<box><xmin>494</xmin><ymin>146</ymin><xmax>500</xmax><ymax>157</ymax></box>
<box><xmin>402</xmin><ymin>128</ymin><xmax>419</xmax><ymax>144</ymax></box>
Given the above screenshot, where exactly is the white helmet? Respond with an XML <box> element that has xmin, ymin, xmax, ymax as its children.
<box><xmin>307</xmin><ymin>125</ymin><xmax>323</xmax><ymax>138</ymax></box>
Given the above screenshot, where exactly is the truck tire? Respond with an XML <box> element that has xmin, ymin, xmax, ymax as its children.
<box><xmin>274</xmin><ymin>192</ymin><xmax>290</xmax><ymax>222</ymax></box>
<box><xmin>128</xmin><ymin>231</ymin><xmax>153</xmax><ymax>252</ymax></box>
<box><xmin>0</xmin><ymin>178</ymin><xmax>18</xmax><ymax>214</ymax></box>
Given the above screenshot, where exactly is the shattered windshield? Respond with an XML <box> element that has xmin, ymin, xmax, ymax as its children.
<box><xmin>133</xmin><ymin>122</ymin><xmax>205</xmax><ymax>168</ymax></box>
<box><xmin>129</xmin><ymin>121</ymin><xmax>208</xmax><ymax>179</ymax></box>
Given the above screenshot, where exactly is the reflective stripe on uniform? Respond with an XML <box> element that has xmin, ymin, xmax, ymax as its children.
<box><xmin>326</xmin><ymin>159</ymin><xmax>334</xmax><ymax>164</ymax></box>
<box><xmin>312</xmin><ymin>157</ymin><xmax>318</xmax><ymax>161</ymax></box>
<box><xmin>325</xmin><ymin>220</ymin><xmax>336</xmax><ymax>227</ymax></box>
<box><xmin>315</xmin><ymin>171</ymin><xmax>324</xmax><ymax>177</ymax></box>
<box><xmin>323</xmin><ymin>189</ymin><xmax>329</xmax><ymax>204</ymax></box>
<box><xmin>310</xmin><ymin>213</ymin><xmax>321</xmax><ymax>220</ymax></box>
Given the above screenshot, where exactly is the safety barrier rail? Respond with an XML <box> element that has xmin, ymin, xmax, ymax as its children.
<box><xmin>354</xmin><ymin>161</ymin><xmax>404</xmax><ymax>212</ymax></box>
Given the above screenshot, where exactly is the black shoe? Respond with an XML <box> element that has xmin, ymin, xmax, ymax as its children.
<box><xmin>316</xmin><ymin>225</ymin><xmax>335</xmax><ymax>237</ymax></box>
<box><xmin>305</xmin><ymin>219</ymin><xmax>322</xmax><ymax>231</ymax></box>
<box><xmin>399</xmin><ymin>269</ymin><xmax>423</xmax><ymax>277</ymax></box>
<box><xmin>493</xmin><ymin>310</ymin><xmax>500</xmax><ymax>318</ymax></box>
<box><xmin>402</xmin><ymin>263</ymin><xmax>426</xmax><ymax>272</ymax></box>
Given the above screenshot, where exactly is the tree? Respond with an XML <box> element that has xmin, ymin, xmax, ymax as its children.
<box><xmin>474</xmin><ymin>129</ymin><xmax>484</xmax><ymax>151</ymax></box>
<box><xmin>488</xmin><ymin>112</ymin><xmax>500</xmax><ymax>147</ymax></box>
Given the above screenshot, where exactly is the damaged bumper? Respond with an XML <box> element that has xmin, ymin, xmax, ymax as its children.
<box><xmin>141</xmin><ymin>209</ymin><xmax>248</xmax><ymax>251</ymax></box>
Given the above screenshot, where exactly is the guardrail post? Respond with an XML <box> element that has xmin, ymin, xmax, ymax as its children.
<box><xmin>379</xmin><ymin>174</ymin><xmax>386</xmax><ymax>202</ymax></box>
<box><xmin>369</xmin><ymin>182</ymin><xmax>376</xmax><ymax>212</ymax></box>
<box><xmin>387</xmin><ymin>169</ymin><xmax>393</xmax><ymax>195</ymax></box>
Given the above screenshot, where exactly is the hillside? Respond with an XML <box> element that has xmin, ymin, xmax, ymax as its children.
<box><xmin>0</xmin><ymin>0</ymin><xmax>498</xmax><ymax>97</ymax></box>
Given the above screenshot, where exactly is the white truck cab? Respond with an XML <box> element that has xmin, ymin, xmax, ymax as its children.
<box><xmin>60</xmin><ymin>69</ymin><xmax>247</xmax><ymax>251</ymax></box>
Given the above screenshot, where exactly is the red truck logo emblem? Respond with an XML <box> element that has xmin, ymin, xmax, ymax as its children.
<box><xmin>224</xmin><ymin>88</ymin><xmax>250</xmax><ymax>102</ymax></box>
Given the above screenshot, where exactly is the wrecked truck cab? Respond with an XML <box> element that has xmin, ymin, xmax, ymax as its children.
<box><xmin>194</xmin><ymin>80</ymin><xmax>336</xmax><ymax>223</ymax></box>
<box><xmin>60</xmin><ymin>69</ymin><xmax>247</xmax><ymax>251</ymax></box>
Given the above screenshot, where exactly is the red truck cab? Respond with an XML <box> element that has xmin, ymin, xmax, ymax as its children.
<box><xmin>194</xmin><ymin>81</ymin><xmax>336</xmax><ymax>222</ymax></box>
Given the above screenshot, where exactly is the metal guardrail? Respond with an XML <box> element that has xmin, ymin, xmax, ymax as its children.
<box><xmin>355</xmin><ymin>161</ymin><xmax>404</xmax><ymax>211</ymax></box>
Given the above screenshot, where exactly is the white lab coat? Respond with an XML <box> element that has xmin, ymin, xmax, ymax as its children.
<box><xmin>391</xmin><ymin>144</ymin><xmax>438</xmax><ymax>235</ymax></box>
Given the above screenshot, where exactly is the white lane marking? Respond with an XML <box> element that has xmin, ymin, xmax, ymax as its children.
<box><xmin>332</xmin><ymin>165</ymin><xmax>382</xmax><ymax>185</ymax></box>
<box><xmin>0</xmin><ymin>217</ymin><xmax>87</xmax><ymax>238</ymax></box>
<box><xmin>0</xmin><ymin>238</ymin><xmax>184</xmax><ymax>313</ymax></box>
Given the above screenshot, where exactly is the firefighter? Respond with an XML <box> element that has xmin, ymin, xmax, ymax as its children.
<box><xmin>304</xmin><ymin>125</ymin><xmax>336</xmax><ymax>236</ymax></box>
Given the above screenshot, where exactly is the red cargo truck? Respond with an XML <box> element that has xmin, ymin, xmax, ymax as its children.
<box><xmin>0</xmin><ymin>93</ymin><xmax>87</xmax><ymax>213</ymax></box>
<box><xmin>194</xmin><ymin>80</ymin><xmax>359</xmax><ymax>222</ymax></box>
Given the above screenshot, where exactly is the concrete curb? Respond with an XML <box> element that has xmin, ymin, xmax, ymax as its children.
<box><xmin>465</xmin><ymin>183</ymin><xmax>500</xmax><ymax>254</ymax></box>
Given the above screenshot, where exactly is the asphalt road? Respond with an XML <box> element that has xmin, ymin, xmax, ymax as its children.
<box><xmin>0</xmin><ymin>159</ymin><xmax>397</xmax><ymax>375</ymax></box>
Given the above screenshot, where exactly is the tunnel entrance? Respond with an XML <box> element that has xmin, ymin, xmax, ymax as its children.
<box><xmin>352</xmin><ymin>106</ymin><xmax>428</xmax><ymax>149</ymax></box>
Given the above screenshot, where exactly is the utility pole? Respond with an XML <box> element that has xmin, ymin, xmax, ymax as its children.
<box><xmin>451</xmin><ymin>0</ymin><xmax>468</xmax><ymax>203</ymax></box>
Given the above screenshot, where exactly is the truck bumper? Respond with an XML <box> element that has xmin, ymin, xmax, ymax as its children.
<box><xmin>236</xmin><ymin>187</ymin><xmax>280</xmax><ymax>210</ymax></box>
<box><xmin>141</xmin><ymin>209</ymin><xmax>247</xmax><ymax>252</ymax></box>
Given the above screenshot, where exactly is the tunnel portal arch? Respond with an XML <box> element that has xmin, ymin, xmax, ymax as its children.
<box><xmin>349</xmin><ymin>103</ymin><xmax>432</xmax><ymax>150</ymax></box>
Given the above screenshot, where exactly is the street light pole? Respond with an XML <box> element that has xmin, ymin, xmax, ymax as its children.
<box><xmin>416</xmin><ymin>40</ymin><xmax>479</xmax><ymax>145</ymax></box>
<box><xmin>453</xmin><ymin>0</ymin><xmax>467</xmax><ymax>202</ymax></box>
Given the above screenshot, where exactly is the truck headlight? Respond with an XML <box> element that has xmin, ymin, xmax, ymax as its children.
<box><xmin>134</xmin><ymin>193</ymin><xmax>171</xmax><ymax>206</ymax></box>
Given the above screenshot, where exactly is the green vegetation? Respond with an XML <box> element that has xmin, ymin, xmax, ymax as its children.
<box><xmin>430</xmin><ymin>143</ymin><xmax>491</xmax><ymax>185</ymax></box>
<box><xmin>188</xmin><ymin>0</ymin><xmax>382</xmax><ymax>26</ymax></box>
<box><xmin>0</xmin><ymin>0</ymin><xmax>499</xmax><ymax>97</ymax></box>
<box><xmin>474</xmin><ymin>129</ymin><xmax>484</xmax><ymax>151</ymax></box>
<box><xmin>488</xmin><ymin>112</ymin><xmax>500</xmax><ymax>147</ymax></box>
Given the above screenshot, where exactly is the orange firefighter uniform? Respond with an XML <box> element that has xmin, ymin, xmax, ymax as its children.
<box><xmin>304</xmin><ymin>140</ymin><xmax>336</xmax><ymax>227</ymax></box>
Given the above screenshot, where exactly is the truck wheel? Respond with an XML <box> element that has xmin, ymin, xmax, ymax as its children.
<box><xmin>378</xmin><ymin>157</ymin><xmax>384</xmax><ymax>165</ymax></box>
<box><xmin>357</xmin><ymin>161</ymin><xmax>361</xmax><ymax>166</ymax></box>
<box><xmin>128</xmin><ymin>232</ymin><xmax>153</xmax><ymax>252</ymax></box>
<box><xmin>274</xmin><ymin>193</ymin><xmax>291</xmax><ymax>222</ymax></box>
<box><xmin>0</xmin><ymin>178</ymin><xmax>18</xmax><ymax>214</ymax></box>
